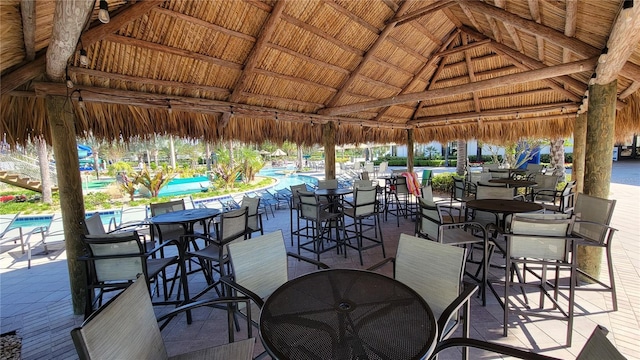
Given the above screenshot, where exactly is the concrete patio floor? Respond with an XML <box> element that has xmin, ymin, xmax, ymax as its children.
<box><xmin>1</xmin><ymin>162</ymin><xmax>638</xmax><ymax>359</ymax></box>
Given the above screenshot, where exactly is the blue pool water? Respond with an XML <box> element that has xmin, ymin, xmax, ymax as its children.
<box><xmin>258</xmin><ymin>168</ymin><xmax>317</xmax><ymax>190</ymax></box>
<box><xmin>10</xmin><ymin>211</ymin><xmax>121</xmax><ymax>231</ymax></box>
<box><xmin>156</xmin><ymin>176</ymin><xmax>210</xmax><ymax>197</ymax></box>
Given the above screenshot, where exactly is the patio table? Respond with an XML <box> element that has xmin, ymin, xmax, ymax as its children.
<box><xmin>260</xmin><ymin>268</ymin><xmax>437</xmax><ymax>360</ymax></box>
<box><xmin>150</xmin><ymin>207</ymin><xmax>221</xmax><ymax>323</ymax></box>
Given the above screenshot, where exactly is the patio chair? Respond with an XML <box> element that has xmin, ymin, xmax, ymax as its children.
<box><xmin>297</xmin><ymin>191</ymin><xmax>345</xmax><ymax>264</ymax></box>
<box><xmin>385</xmin><ymin>175</ymin><xmax>413</xmax><ymax>226</ymax></box>
<box><xmin>289</xmin><ymin>184</ymin><xmax>309</xmax><ymax>246</ymax></box>
<box><xmin>530</xmin><ymin>174</ymin><xmax>560</xmax><ymax>202</ymax></box>
<box><xmin>368</xmin><ymin>233</ymin><xmax>477</xmax><ymax>360</ymax></box>
<box><xmin>471</xmin><ymin>185</ymin><xmax>518</xmax><ymax>230</ymax></box>
<box><xmin>221</xmin><ymin>230</ymin><xmax>328</xmax><ymax>326</ymax></box>
<box><xmin>79</xmin><ymin>231</ymin><xmax>182</xmax><ymax>318</ymax></box>
<box><xmin>570</xmin><ymin>193</ymin><xmax>618</xmax><ymax>311</ymax></box>
<box><xmin>535</xmin><ymin>180</ymin><xmax>576</xmax><ymax>214</ymax></box>
<box><xmin>240</xmin><ymin>195</ymin><xmax>263</xmax><ymax>238</ymax></box>
<box><xmin>184</xmin><ymin>207</ymin><xmax>249</xmax><ymax>300</ymax></box>
<box><xmin>503</xmin><ymin>213</ymin><xmax>578</xmax><ymax>346</ymax></box>
<box><xmin>0</xmin><ymin>213</ymin><xmax>24</xmax><ymax>254</ymax></box>
<box><xmin>150</xmin><ymin>199</ymin><xmax>187</xmax><ymax>244</ymax></box>
<box><xmin>429</xmin><ymin>325</ymin><xmax>625</xmax><ymax>360</ymax></box>
<box><xmin>421</xmin><ymin>169</ymin><xmax>433</xmax><ymax>186</ymax></box>
<box><xmin>25</xmin><ymin>214</ymin><xmax>64</xmax><ymax>269</ymax></box>
<box><xmin>250</xmin><ymin>190</ymin><xmax>276</xmax><ymax>218</ymax></box>
<box><xmin>71</xmin><ymin>277</ymin><xmax>255</xmax><ymax>360</ymax></box>
<box><xmin>342</xmin><ymin>185</ymin><xmax>384</xmax><ymax>265</ymax></box>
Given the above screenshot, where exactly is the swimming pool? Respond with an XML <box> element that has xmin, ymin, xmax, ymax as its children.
<box><xmin>258</xmin><ymin>168</ymin><xmax>317</xmax><ymax>190</ymax></box>
<box><xmin>10</xmin><ymin>211</ymin><xmax>121</xmax><ymax>231</ymax></box>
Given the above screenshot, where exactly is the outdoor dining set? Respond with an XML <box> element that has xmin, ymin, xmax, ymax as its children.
<box><xmin>69</xmin><ymin>165</ymin><xmax>624</xmax><ymax>360</ymax></box>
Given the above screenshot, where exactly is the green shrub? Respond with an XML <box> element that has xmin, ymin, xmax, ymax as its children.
<box><xmin>431</xmin><ymin>172</ymin><xmax>456</xmax><ymax>193</ymax></box>
<box><xmin>107</xmin><ymin>161</ymin><xmax>133</xmax><ymax>177</ymax></box>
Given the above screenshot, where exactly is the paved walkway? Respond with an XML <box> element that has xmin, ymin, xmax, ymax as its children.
<box><xmin>1</xmin><ymin>161</ymin><xmax>638</xmax><ymax>359</ymax></box>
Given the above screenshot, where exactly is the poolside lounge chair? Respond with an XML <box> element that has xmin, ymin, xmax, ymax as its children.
<box><xmin>0</xmin><ymin>213</ymin><xmax>24</xmax><ymax>254</ymax></box>
<box><xmin>25</xmin><ymin>214</ymin><xmax>64</xmax><ymax>269</ymax></box>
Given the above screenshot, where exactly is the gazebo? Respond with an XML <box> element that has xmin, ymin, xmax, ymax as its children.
<box><xmin>1</xmin><ymin>0</ymin><xmax>639</xmax><ymax>314</ymax></box>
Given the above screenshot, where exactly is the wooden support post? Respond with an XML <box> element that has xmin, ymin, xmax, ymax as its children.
<box><xmin>580</xmin><ymin>81</ymin><xmax>616</xmax><ymax>280</ymax></box>
<box><xmin>46</xmin><ymin>95</ymin><xmax>87</xmax><ymax>315</ymax></box>
<box><xmin>323</xmin><ymin>122</ymin><xmax>336</xmax><ymax>180</ymax></box>
<box><xmin>407</xmin><ymin>129</ymin><xmax>414</xmax><ymax>173</ymax></box>
<box><xmin>573</xmin><ymin>112</ymin><xmax>587</xmax><ymax>193</ymax></box>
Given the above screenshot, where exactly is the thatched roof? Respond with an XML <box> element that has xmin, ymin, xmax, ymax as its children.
<box><xmin>1</xmin><ymin>0</ymin><xmax>640</xmax><ymax>147</ymax></box>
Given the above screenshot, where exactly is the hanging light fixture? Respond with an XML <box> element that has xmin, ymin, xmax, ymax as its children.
<box><xmin>78</xmin><ymin>93</ymin><xmax>86</xmax><ymax>110</ymax></box>
<box><xmin>66</xmin><ymin>69</ymin><xmax>74</xmax><ymax>88</ymax></box>
<box><xmin>80</xmin><ymin>49</ymin><xmax>89</xmax><ymax>66</ymax></box>
<box><xmin>98</xmin><ymin>0</ymin><xmax>110</xmax><ymax>23</ymax></box>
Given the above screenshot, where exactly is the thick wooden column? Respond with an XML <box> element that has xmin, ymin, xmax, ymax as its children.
<box><xmin>580</xmin><ymin>81</ymin><xmax>616</xmax><ymax>279</ymax></box>
<box><xmin>323</xmin><ymin>122</ymin><xmax>336</xmax><ymax>180</ymax></box>
<box><xmin>572</xmin><ymin>112</ymin><xmax>587</xmax><ymax>193</ymax></box>
<box><xmin>407</xmin><ymin>129</ymin><xmax>414</xmax><ymax>173</ymax></box>
<box><xmin>46</xmin><ymin>95</ymin><xmax>87</xmax><ymax>314</ymax></box>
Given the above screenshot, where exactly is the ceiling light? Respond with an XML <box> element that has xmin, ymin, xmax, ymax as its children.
<box><xmin>98</xmin><ymin>0</ymin><xmax>110</xmax><ymax>24</ymax></box>
<box><xmin>80</xmin><ymin>49</ymin><xmax>89</xmax><ymax>66</ymax></box>
<box><xmin>66</xmin><ymin>74</ymin><xmax>74</xmax><ymax>89</ymax></box>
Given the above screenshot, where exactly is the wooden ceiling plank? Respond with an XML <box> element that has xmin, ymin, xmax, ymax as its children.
<box><xmin>252</xmin><ymin>68</ymin><xmax>337</xmax><ymax>93</ymax></box>
<box><xmin>32</xmin><ymin>82</ymin><xmax>410</xmax><ymax>129</ymax></box>
<box><xmin>80</xmin><ymin>1</ymin><xmax>162</xmax><ymax>49</ymax></box>
<box><xmin>69</xmin><ymin>66</ymin><xmax>230</xmax><ymax>95</ymax></box>
<box><xmin>152</xmin><ymin>7</ymin><xmax>256</xmax><ymax>43</ymax></box>
<box><xmin>438</xmin><ymin>38</ymin><xmax>491</xmax><ymax>57</ymax></box>
<box><xmin>381</xmin><ymin>0</ymin><xmax>399</xmax><ymax>13</ymax></box>
<box><xmin>486</xmin><ymin>16</ymin><xmax>503</xmax><ymax>43</ymax></box>
<box><xmin>411</xmin><ymin>102</ymin><xmax>579</xmax><ymax>125</ymax></box>
<box><xmin>457</xmin><ymin>2</ymin><xmax>484</xmax><ymax>33</ymax></box>
<box><xmin>0</xmin><ymin>54</ymin><xmax>45</xmax><ymax>95</ymax></box>
<box><xmin>408</xmin><ymin>21</ymin><xmax>443</xmax><ymax>45</ymax></box>
<box><xmin>318</xmin><ymin>57</ymin><xmax>597</xmax><ymax>116</ymax></box>
<box><xmin>385</xmin><ymin>37</ymin><xmax>430</xmax><ymax>63</ymax></box>
<box><xmin>21</xmin><ymin>0</ymin><xmax>36</xmax><ymax>61</ymax></box>
<box><xmin>324</xmin><ymin>0</ymin><xmax>413</xmax><ymax>108</ymax></box>
<box><xmin>104</xmin><ymin>34</ymin><xmax>243</xmax><ymax>70</ymax></box>
<box><xmin>391</xmin><ymin>0</ymin><xmax>457</xmax><ymax>26</ymax></box>
<box><xmin>595</xmin><ymin>2</ymin><xmax>640</xmax><ymax>84</ymax></box>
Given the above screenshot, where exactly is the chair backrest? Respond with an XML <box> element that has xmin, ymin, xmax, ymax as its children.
<box><xmin>417</xmin><ymin>198</ymin><xmax>441</xmax><ymax>240</ymax></box>
<box><xmin>394</xmin><ymin>175</ymin><xmax>409</xmax><ymax>194</ymax></box>
<box><xmin>508</xmin><ymin>213</ymin><xmax>574</xmax><ymax>260</ymax></box>
<box><xmin>395</xmin><ymin>233</ymin><xmax>466</xmax><ymax>320</ymax></box>
<box><xmin>290</xmin><ymin>184</ymin><xmax>308</xmax><ymax>208</ymax></box>
<box><xmin>298</xmin><ymin>192</ymin><xmax>320</xmax><ymax>220</ymax></box>
<box><xmin>482</xmin><ymin>164</ymin><xmax>499</xmax><ymax>172</ymax></box>
<box><xmin>421</xmin><ymin>185</ymin><xmax>434</xmax><ymax>202</ymax></box>
<box><xmin>576</xmin><ymin>325</ymin><xmax>627</xmax><ymax>360</ymax></box>
<box><xmin>150</xmin><ymin>199</ymin><xmax>185</xmax><ymax>216</ymax></box>
<box><xmin>476</xmin><ymin>185</ymin><xmax>514</xmax><ymax>200</ymax></box>
<box><xmin>228</xmin><ymin>230</ymin><xmax>289</xmax><ymax>302</ymax></box>
<box><xmin>361</xmin><ymin>171</ymin><xmax>370</xmax><ymax>180</ymax></box>
<box><xmin>379</xmin><ymin>161</ymin><xmax>389</xmax><ymax>173</ymax></box>
<box><xmin>353</xmin><ymin>179</ymin><xmax>373</xmax><ymax>188</ymax></box>
<box><xmin>171</xmin><ymin>196</ymin><xmax>195</xmax><ymax>210</ymax></box>
<box><xmin>421</xmin><ymin>169</ymin><xmax>432</xmax><ymax>186</ymax></box>
<box><xmin>533</xmin><ymin>174</ymin><xmax>559</xmax><ymax>192</ymax></box>
<box><xmin>572</xmin><ymin>193</ymin><xmax>616</xmax><ymax>244</ymax></box>
<box><xmin>559</xmin><ymin>180</ymin><xmax>577</xmax><ymax>213</ymax></box>
<box><xmin>240</xmin><ymin>196</ymin><xmax>260</xmax><ymax>230</ymax></box>
<box><xmin>364</xmin><ymin>163</ymin><xmax>374</xmax><ymax>173</ymax></box>
<box><xmin>0</xmin><ymin>213</ymin><xmax>20</xmax><ymax>237</ymax></box>
<box><xmin>467</xmin><ymin>172</ymin><xmax>490</xmax><ymax>185</ymax></box>
<box><xmin>489</xmin><ymin>169</ymin><xmax>510</xmax><ymax>179</ymax></box>
<box><xmin>83</xmin><ymin>213</ymin><xmax>106</xmax><ymax>235</ymax></box>
<box><xmin>317</xmin><ymin>179</ymin><xmax>338</xmax><ymax>189</ymax></box>
<box><xmin>81</xmin><ymin>232</ymin><xmax>145</xmax><ymax>283</ymax></box>
<box><xmin>218</xmin><ymin>207</ymin><xmax>249</xmax><ymax>245</ymax></box>
<box><xmin>526</xmin><ymin>163</ymin><xmax>544</xmax><ymax>174</ymax></box>
<box><xmin>353</xmin><ymin>186</ymin><xmax>377</xmax><ymax>216</ymax></box>
<box><xmin>71</xmin><ymin>278</ymin><xmax>169</xmax><ymax>360</ymax></box>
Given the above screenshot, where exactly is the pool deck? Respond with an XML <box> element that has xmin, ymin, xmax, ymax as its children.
<box><xmin>0</xmin><ymin>162</ymin><xmax>638</xmax><ymax>359</ymax></box>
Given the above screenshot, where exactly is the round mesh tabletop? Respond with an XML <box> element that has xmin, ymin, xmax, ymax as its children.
<box><xmin>466</xmin><ymin>199</ymin><xmax>543</xmax><ymax>214</ymax></box>
<box><xmin>259</xmin><ymin>269</ymin><xmax>437</xmax><ymax>360</ymax></box>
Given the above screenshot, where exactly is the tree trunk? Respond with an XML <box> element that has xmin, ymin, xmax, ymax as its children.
<box><xmin>297</xmin><ymin>144</ymin><xmax>303</xmax><ymax>171</ymax></box>
<box><xmin>229</xmin><ymin>140</ymin><xmax>235</xmax><ymax>168</ymax></box>
<box><xmin>206</xmin><ymin>142</ymin><xmax>212</xmax><ymax>172</ymax></box>
<box><xmin>92</xmin><ymin>146</ymin><xmax>100</xmax><ymax>180</ymax></box>
<box><xmin>573</xmin><ymin>112</ymin><xmax>587</xmax><ymax>193</ymax></box>
<box><xmin>407</xmin><ymin>129</ymin><xmax>414</xmax><ymax>173</ymax></box>
<box><xmin>549</xmin><ymin>138</ymin><xmax>566</xmax><ymax>181</ymax></box>
<box><xmin>36</xmin><ymin>136</ymin><xmax>52</xmax><ymax>204</ymax></box>
<box><xmin>581</xmin><ymin>81</ymin><xmax>617</xmax><ymax>281</ymax></box>
<box><xmin>456</xmin><ymin>140</ymin><xmax>467</xmax><ymax>175</ymax></box>
<box><xmin>46</xmin><ymin>95</ymin><xmax>87</xmax><ymax>315</ymax></box>
<box><xmin>323</xmin><ymin>122</ymin><xmax>336</xmax><ymax>180</ymax></box>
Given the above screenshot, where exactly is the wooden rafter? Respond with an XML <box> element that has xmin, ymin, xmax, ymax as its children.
<box><xmin>375</xmin><ymin>29</ymin><xmax>461</xmax><ymax>122</ymax></box>
<box><xmin>495</xmin><ymin>0</ymin><xmax>523</xmax><ymax>52</ymax></box>
<box><xmin>318</xmin><ymin>57</ymin><xmax>597</xmax><ymax>116</ymax></box>
<box><xmin>220</xmin><ymin>0</ymin><xmax>286</xmax><ymax>128</ymax></box>
<box><xmin>620</xmin><ymin>81</ymin><xmax>640</xmax><ymax>99</ymax></box>
<box><xmin>390</xmin><ymin>0</ymin><xmax>457</xmax><ymax>26</ymax></box>
<box><xmin>153</xmin><ymin>7</ymin><xmax>256</xmax><ymax>43</ymax></box>
<box><xmin>32</xmin><ymin>82</ymin><xmax>410</xmax><ymax>130</ymax></box>
<box><xmin>80</xmin><ymin>1</ymin><xmax>162</xmax><ymax>49</ymax></box>
<box><xmin>324</xmin><ymin>1</ymin><xmax>413</xmax><ymax>109</ymax></box>
<box><xmin>423</xmin><ymin>112</ymin><xmax>578</xmax><ymax>129</ymax></box>
<box><xmin>281</xmin><ymin>13</ymin><xmax>364</xmax><ymax>56</ymax></box>
<box><xmin>462</xmin><ymin>35</ymin><xmax>481</xmax><ymax>112</ymax></box>
<box><xmin>457</xmin><ymin>2</ymin><xmax>483</xmax><ymax>33</ymax></box>
<box><xmin>20</xmin><ymin>0</ymin><xmax>36</xmax><ymax>61</ymax></box>
<box><xmin>595</xmin><ymin>1</ymin><xmax>640</xmax><ymax>84</ymax></box>
<box><xmin>0</xmin><ymin>54</ymin><xmax>45</xmax><ymax>95</ymax></box>
<box><xmin>562</xmin><ymin>0</ymin><xmax>578</xmax><ymax>64</ymax></box>
<box><xmin>411</xmin><ymin>102</ymin><xmax>579</xmax><ymax>125</ymax></box>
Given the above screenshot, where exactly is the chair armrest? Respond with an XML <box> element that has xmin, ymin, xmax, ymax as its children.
<box><xmin>157</xmin><ymin>296</ymin><xmax>252</xmax><ymax>331</ymax></box>
<box><xmin>572</xmin><ymin>220</ymin><xmax>617</xmax><ymax>245</ymax></box>
<box><xmin>146</xmin><ymin>238</ymin><xmax>181</xmax><ymax>256</ymax></box>
<box><xmin>430</xmin><ymin>338</ymin><xmax>562</xmax><ymax>360</ymax></box>
<box><xmin>220</xmin><ymin>276</ymin><xmax>265</xmax><ymax>308</ymax></box>
<box><xmin>437</xmin><ymin>282</ymin><xmax>478</xmax><ymax>340</ymax></box>
<box><xmin>366</xmin><ymin>257</ymin><xmax>396</xmax><ymax>272</ymax></box>
<box><xmin>286</xmin><ymin>252</ymin><xmax>330</xmax><ymax>269</ymax></box>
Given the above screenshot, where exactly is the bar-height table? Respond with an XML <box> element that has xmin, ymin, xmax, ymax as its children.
<box><xmin>260</xmin><ymin>269</ymin><xmax>437</xmax><ymax>360</ymax></box>
<box><xmin>150</xmin><ymin>207</ymin><xmax>221</xmax><ymax>323</ymax></box>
